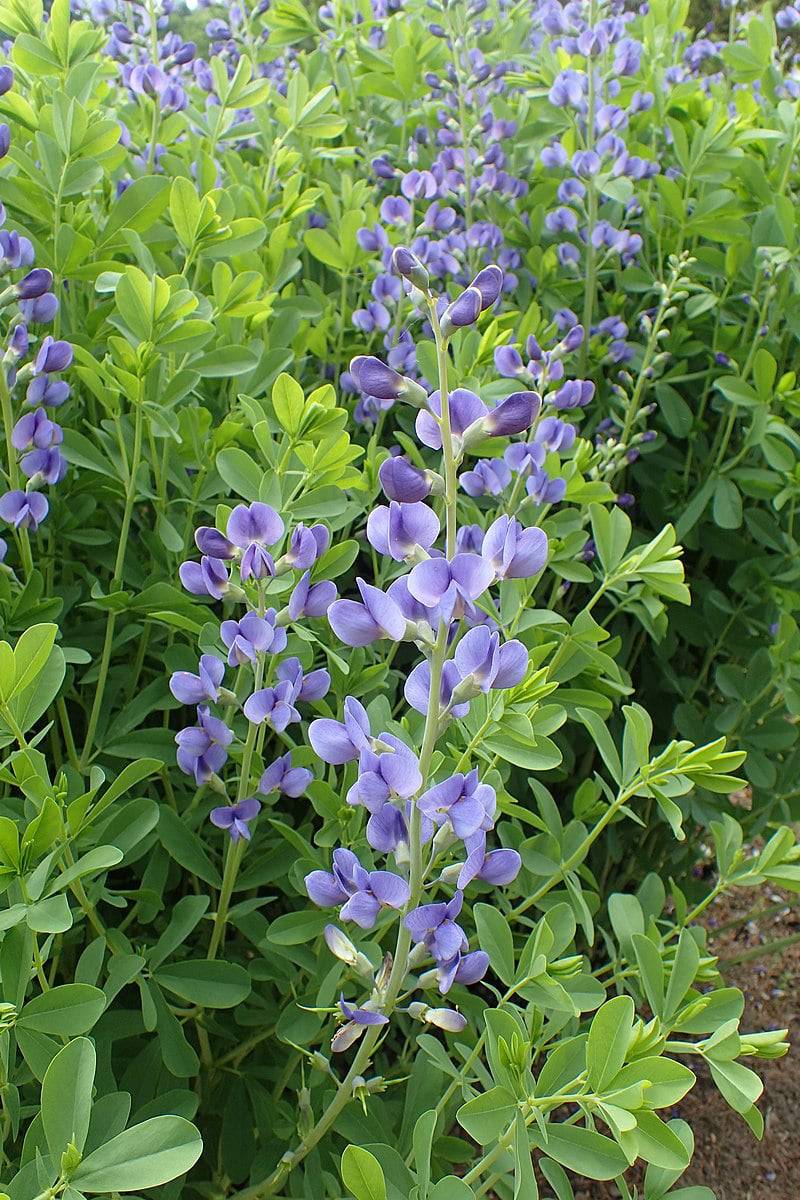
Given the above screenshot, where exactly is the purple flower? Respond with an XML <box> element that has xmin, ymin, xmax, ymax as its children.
<box><xmin>404</xmin><ymin>659</ymin><xmax>469</xmax><ymax>719</ymax></box>
<box><xmin>227</xmin><ymin>502</ymin><xmax>284</xmax><ymax>581</ymax></box>
<box><xmin>366</xmin><ymin>501</ymin><xmax>440</xmax><ymax>562</ymax></box>
<box><xmin>504</xmin><ymin>441</ymin><xmax>545</xmax><ymax>474</ymax></box>
<box><xmin>469</xmin><ymin>265</ymin><xmax>503</xmax><ymax>309</ymax></box>
<box><xmin>482</xmin><ymin>514</ymin><xmax>548</xmax><ymax>579</ymax></box>
<box><xmin>453</xmin><ymin>626</ymin><xmax>528</xmax><ymax>694</ymax></box>
<box><xmin>350</xmin><ymin>355</ymin><xmax>425</xmax><ymax>404</ymax></box>
<box><xmin>280</xmin><ymin>523</ymin><xmax>329</xmax><ymax>571</ymax></box>
<box><xmin>0</xmin><ymin>67</ymin><xmax>13</xmax><ymax>95</ymax></box>
<box><xmin>195</xmin><ymin>526</ymin><xmax>235</xmax><ymax>558</ymax></box>
<box><xmin>16</xmin><ymin>268</ymin><xmax>53</xmax><ymax>300</ymax></box>
<box><xmin>209</xmin><ymin>797</ymin><xmax>261</xmax><ymax>842</ymax></box>
<box><xmin>460</xmin><ymin>459</ymin><xmax>511</xmax><ymax>497</ymax></box>
<box><xmin>0</xmin><ymin>490</ymin><xmax>48</xmax><ymax>531</ymax></box>
<box><xmin>175</xmin><ymin>705</ymin><xmax>233</xmax><ymax>784</ymax></box>
<box><xmin>353</xmin><ymin>300</ymin><xmax>391</xmax><ymax>334</ymax></box>
<box><xmin>379</xmin><ymin>456</ymin><xmax>432</xmax><ymax>502</ymax></box>
<box><xmin>405</xmin><ymin>891</ymin><xmax>467</xmax><ymax>963</ymax></box>
<box><xmin>328</xmin><ymin>578</ymin><xmax>408</xmax><ymax>647</ymax></box>
<box><xmin>259</xmin><ymin>752</ymin><xmax>313</xmax><ymax>798</ymax></box>
<box><xmin>436</xmin><ymin>949</ymin><xmax>489</xmax><ymax>994</ymax></box>
<box><xmin>347</xmin><ymin>733</ymin><xmax>422</xmax><ymax>812</ymax></box>
<box><xmin>242</xmin><ymin>681</ymin><xmax>301</xmax><ymax>732</ymax></box>
<box><xmin>494</xmin><ymin>345</ymin><xmax>524</xmax><ymax>377</ymax></box>
<box><xmin>179</xmin><ymin>556</ymin><xmax>230</xmax><ymax>600</ymax></box>
<box><xmin>34</xmin><ymin>336</ymin><xmax>72</xmax><ymax>374</ymax></box>
<box><xmin>456</xmin><ymin>833</ymin><xmax>521</xmax><ymax>889</ymax></box>
<box><xmin>417</xmin><ymin>770</ymin><xmax>496</xmax><ymax>840</ymax></box>
<box><xmin>332</xmin><ymin>997</ymin><xmax>389</xmax><ymax>1052</ymax></box>
<box><xmin>526</xmin><ymin>468</ymin><xmax>567</xmax><ymax>505</ymax></box>
<box><xmin>276</xmin><ymin>657</ymin><xmax>330</xmax><ymax>702</ymax></box>
<box><xmin>305</xmin><ymin>848</ymin><xmax>410</xmax><ymax>928</ymax></box>
<box><xmin>391</xmin><ymin>245</ymin><xmax>430</xmax><ymax>290</ymax></box>
<box><xmin>440</xmin><ymin>287</ymin><xmax>482</xmax><ymax>338</ymax></box>
<box><xmin>12</xmin><ymin>409</ymin><xmax>61</xmax><ymax>451</ymax></box>
<box><xmin>170</xmin><ymin>654</ymin><xmax>225</xmax><ymax>704</ymax></box>
<box><xmin>407</xmin><ymin>554</ymin><xmax>494</xmax><ymax>619</ymax></box>
<box><xmin>536</xmin><ymin>417</ymin><xmax>576</xmax><ymax>452</ymax></box>
<box><xmin>20</xmin><ymin>293</ymin><xmax>58</xmax><ymax>324</ymax></box>
<box><xmin>380</xmin><ymin>196</ymin><xmax>412</xmax><ymax>224</ymax></box>
<box><xmin>309</xmin><ymin>696</ymin><xmax>372</xmax><ymax>764</ymax></box>
<box><xmin>552</xmin><ymin>379</ymin><xmax>595</xmax><ymax>410</ymax></box>
<box><xmin>416</xmin><ymin>389</ymin><xmax>487</xmax><ymax>451</ymax></box>
<box><xmin>288</xmin><ymin>570</ymin><xmax>337</xmax><ymax>620</ymax></box>
<box><xmin>221</xmin><ymin>610</ymin><xmax>286</xmax><ymax>665</ymax></box>
<box><xmin>480</xmin><ymin>392</ymin><xmax>541</xmax><ymax>439</ymax></box>
<box><xmin>20</xmin><ymin>448</ymin><xmax>66</xmax><ymax>485</ymax></box>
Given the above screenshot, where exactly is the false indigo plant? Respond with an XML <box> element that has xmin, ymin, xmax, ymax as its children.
<box><xmin>1</xmin><ymin>1</ymin><xmax>800</xmax><ymax>1199</ymax></box>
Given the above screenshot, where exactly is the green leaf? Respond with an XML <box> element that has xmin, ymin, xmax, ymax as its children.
<box><xmin>586</xmin><ymin>995</ymin><xmax>634</xmax><ymax>1090</ymax></box>
<box><xmin>9</xmin><ymin>623</ymin><xmax>57</xmax><ymax>700</ymax></box>
<box><xmin>71</xmin><ymin>1115</ymin><xmax>203</xmax><ymax>1192</ymax></box>
<box><xmin>341</xmin><ymin>1145</ymin><xmax>387</xmax><ymax>1200</ymax></box>
<box><xmin>170</xmin><ymin>176</ymin><xmax>201</xmax><ymax>249</ymax></box>
<box><xmin>41</xmin><ymin>1037</ymin><xmax>96</xmax><ymax>1157</ymax></box>
<box><xmin>272</xmin><ymin>372</ymin><xmax>305</xmax><ymax>435</ymax></box>
<box><xmin>429</xmin><ymin>1180</ymin><xmax>475</xmax><ymax>1200</ymax></box>
<box><xmin>712</xmin><ymin>478</ymin><xmax>742</xmax><ymax>529</ymax></box>
<box><xmin>514</xmin><ymin>1112</ymin><xmax>538</xmax><ymax>1199</ymax></box>
<box><xmin>304</xmin><ymin>227</ymin><xmax>346</xmax><ymax>270</ymax></box>
<box><xmin>18</xmin><ymin>985</ymin><xmax>106</xmax><ymax>1035</ymax></box>
<box><xmin>457</xmin><ymin>1086</ymin><xmax>517</xmax><ymax>1145</ymax></box>
<box><xmin>216</xmin><ymin>447</ymin><xmax>263</xmax><ymax>502</ymax></box>
<box><xmin>154</xmin><ymin>960</ymin><xmax>251</xmax><ymax>1008</ymax></box>
<box><xmin>474</xmin><ymin>903</ymin><xmax>515</xmax><ymax>985</ymax></box>
<box><xmin>100</xmin><ymin>176</ymin><xmax>171</xmax><ymax>248</ymax></box>
<box><xmin>530</xmin><ymin>1123</ymin><xmax>628</xmax><ymax>1180</ymax></box>
<box><xmin>412</xmin><ymin>1109</ymin><xmax>437</xmax><ymax>1196</ymax></box>
<box><xmin>633</xmin><ymin>1111</ymin><xmax>692</xmax><ymax>1170</ymax></box>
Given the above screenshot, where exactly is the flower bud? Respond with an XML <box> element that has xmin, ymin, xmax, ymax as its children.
<box><xmin>408</xmin><ymin>1002</ymin><xmax>467</xmax><ymax>1032</ymax></box>
<box><xmin>350</xmin><ymin>355</ymin><xmax>428</xmax><ymax>406</ymax></box>
<box><xmin>469</xmin><ymin>264</ymin><xmax>503</xmax><ymax>310</ymax></box>
<box><xmin>391</xmin><ymin>245</ymin><xmax>429</xmax><ymax>290</ymax></box>
<box><xmin>379</xmin><ymin>456</ymin><xmax>432</xmax><ymax>502</ymax></box>
<box><xmin>739</xmin><ymin>1029</ymin><xmax>789</xmax><ymax>1059</ymax></box>
<box><xmin>16</xmin><ymin>268</ymin><xmax>53</xmax><ymax>300</ymax></box>
<box><xmin>440</xmin><ymin>286</ymin><xmax>482</xmax><ymax>339</ymax></box>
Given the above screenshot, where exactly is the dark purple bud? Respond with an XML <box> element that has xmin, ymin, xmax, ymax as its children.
<box><xmin>484</xmin><ymin>391</ymin><xmax>541</xmax><ymax>436</ymax></box>
<box><xmin>350</xmin><ymin>355</ymin><xmax>404</xmax><ymax>400</ymax></box>
<box><xmin>391</xmin><ymin>245</ymin><xmax>429</xmax><ymax>290</ymax></box>
<box><xmin>469</xmin><ymin>265</ymin><xmax>503</xmax><ymax>310</ymax></box>
<box><xmin>16</xmin><ymin>268</ymin><xmax>53</xmax><ymax>300</ymax></box>
<box><xmin>0</xmin><ymin>68</ymin><xmax>13</xmax><ymax>95</ymax></box>
<box><xmin>0</xmin><ymin>125</ymin><xmax>9</xmax><ymax>160</ymax></box>
<box><xmin>440</xmin><ymin>287</ymin><xmax>482</xmax><ymax>338</ymax></box>
<box><xmin>379</xmin><ymin>456</ymin><xmax>432</xmax><ymax>502</ymax></box>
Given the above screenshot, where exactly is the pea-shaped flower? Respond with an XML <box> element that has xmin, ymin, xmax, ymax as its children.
<box><xmin>305</xmin><ymin>848</ymin><xmax>410</xmax><ymax>929</ymax></box>
<box><xmin>482</xmin><ymin>514</ymin><xmax>548</xmax><ymax>580</ymax></box>
<box><xmin>366</xmin><ymin>501</ymin><xmax>440</xmax><ymax>563</ymax></box>
<box><xmin>226</xmin><ymin>502</ymin><xmax>284</xmax><ymax>581</ymax></box>
<box><xmin>328</xmin><ymin>579</ymin><xmax>409</xmax><ymax>647</ymax></box>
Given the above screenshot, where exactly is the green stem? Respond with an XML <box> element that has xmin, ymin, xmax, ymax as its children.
<box><xmin>80</xmin><ymin>393</ymin><xmax>145</xmax><ymax>767</ymax></box>
<box><xmin>207</xmin><ymin>655</ymin><xmax>265</xmax><ymax>961</ymax></box>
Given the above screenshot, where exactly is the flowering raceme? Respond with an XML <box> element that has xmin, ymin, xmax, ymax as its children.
<box><xmin>298</xmin><ymin>248</ymin><xmax>553</xmax><ymax>1053</ymax></box>
<box><xmin>171</xmin><ymin>497</ymin><xmax>338</xmax><ymax>955</ymax></box>
<box><xmin>0</xmin><ymin>87</ymin><xmax>70</xmax><ymax>566</ymax></box>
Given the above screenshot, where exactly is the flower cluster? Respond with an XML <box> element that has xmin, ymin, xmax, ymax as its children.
<box><xmin>303</xmin><ymin>250</ymin><xmax>547</xmax><ymax>1049</ymax></box>
<box><xmin>172</xmin><ymin>500</ymin><xmax>336</xmax><ymax>841</ymax></box>
<box><xmin>0</xmin><ymin>73</ymin><xmax>71</xmax><ymax>547</ymax></box>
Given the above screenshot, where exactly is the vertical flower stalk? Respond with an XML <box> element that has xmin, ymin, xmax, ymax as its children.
<box><xmin>256</xmin><ymin>252</ymin><xmax>541</xmax><ymax>1198</ymax></box>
